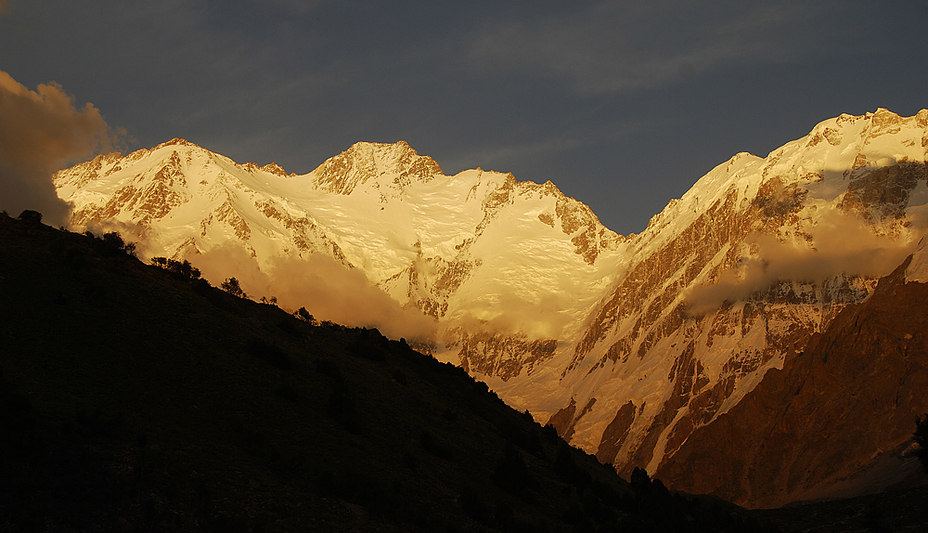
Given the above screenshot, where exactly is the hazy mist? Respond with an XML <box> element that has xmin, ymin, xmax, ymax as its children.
<box><xmin>192</xmin><ymin>243</ymin><xmax>437</xmax><ymax>341</ymax></box>
<box><xmin>685</xmin><ymin>210</ymin><xmax>923</xmax><ymax>315</ymax></box>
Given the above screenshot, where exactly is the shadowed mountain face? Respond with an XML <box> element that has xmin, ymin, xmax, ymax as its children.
<box><xmin>0</xmin><ymin>213</ymin><xmax>770</xmax><ymax>532</ymax></box>
<box><xmin>51</xmin><ymin>108</ymin><xmax>928</xmax><ymax>506</ymax></box>
<box><xmin>655</xmin><ymin>256</ymin><xmax>928</xmax><ymax>508</ymax></box>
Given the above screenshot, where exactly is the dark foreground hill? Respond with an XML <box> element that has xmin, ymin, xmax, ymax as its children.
<box><xmin>0</xmin><ymin>211</ymin><xmax>771</xmax><ymax>532</ymax></box>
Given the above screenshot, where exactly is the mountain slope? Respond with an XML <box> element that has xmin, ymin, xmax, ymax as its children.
<box><xmin>534</xmin><ymin>108</ymin><xmax>928</xmax><ymax>486</ymax></box>
<box><xmin>55</xmin><ymin>138</ymin><xmax>624</xmax><ymax>357</ymax></box>
<box><xmin>53</xmin><ymin>108</ymin><xmax>928</xmax><ymax>506</ymax></box>
<box><xmin>0</xmin><ymin>213</ymin><xmax>767</xmax><ymax>532</ymax></box>
<box><xmin>655</xmin><ymin>254</ymin><xmax>928</xmax><ymax>507</ymax></box>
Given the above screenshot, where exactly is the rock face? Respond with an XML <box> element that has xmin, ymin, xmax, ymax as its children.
<box><xmin>54</xmin><ymin>137</ymin><xmax>624</xmax><ymax>369</ymax></box>
<box><xmin>55</xmin><ymin>108</ymin><xmax>928</xmax><ymax>505</ymax></box>
<box><xmin>523</xmin><ymin>109</ymin><xmax>928</xmax><ymax>494</ymax></box>
<box><xmin>655</xmin><ymin>257</ymin><xmax>928</xmax><ymax>508</ymax></box>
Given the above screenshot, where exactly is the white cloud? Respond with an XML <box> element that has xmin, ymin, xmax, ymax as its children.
<box><xmin>684</xmin><ymin>210</ymin><xmax>921</xmax><ymax>314</ymax></box>
<box><xmin>192</xmin><ymin>244</ymin><xmax>437</xmax><ymax>341</ymax></box>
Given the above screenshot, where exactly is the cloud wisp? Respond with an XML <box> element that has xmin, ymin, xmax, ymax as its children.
<box><xmin>192</xmin><ymin>244</ymin><xmax>437</xmax><ymax>342</ymax></box>
<box><xmin>684</xmin><ymin>210</ymin><xmax>921</xmax><ymax>315</ymax></box>
<box><xmin>0</xmin><ymin>70</ymin><xmax>119</xmax><ymax>225</ymax></box>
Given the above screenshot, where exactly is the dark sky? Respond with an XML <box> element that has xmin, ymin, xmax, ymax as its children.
<box><xmin>2</xmin><ymin>0</ymin><xmax>926</xmax><ymax>234</ymax></box>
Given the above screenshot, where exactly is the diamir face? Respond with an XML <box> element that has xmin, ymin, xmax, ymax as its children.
<box><xmin>55</xmin><ymin>108</ymin><xmax>928</xmax><ymax>505</ymax></box>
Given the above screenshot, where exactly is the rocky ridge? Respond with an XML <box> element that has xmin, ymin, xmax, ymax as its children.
<box><xmin>526</xmin><ymin>108</ymin><xmax>928</xmax><ymax>505</ymax></box>
<box><xmin>55</xmin><ymin>138</ymin><xmax>624</xmax><ymax>376</ymax></box>
<box><xmin>655</xmin><ymin>255</ymin><xmax>928</xmax><ymax>508</ymax></box>
<box><xmin>528</xmin><ymin>110</ymin><xmax>928</xmax><ymax>504</ymax></box>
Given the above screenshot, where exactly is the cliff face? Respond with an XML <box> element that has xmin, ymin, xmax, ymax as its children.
<box><xmin>654</xmin><ymin>257</ymin><xmax>928</xmax><ymax>508</ymax></box>
<box><xmin>535</xmin><ymin>109</ymin><xmax>928</xmax><ymax>490</ymax></box>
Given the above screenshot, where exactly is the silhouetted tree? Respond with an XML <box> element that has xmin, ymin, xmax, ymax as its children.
<box><xmin>88</xmin><ymin>231</ymin><xmax>137</xmax><ymax>257</ymax></box>
<box><xmin>101</xmin><ymin>232</ymin><xmax>125</xmax><ymax>254</ymax></box>
<box><xmin>18</xmin><ymin>210</ymin><xmax>42</xmax><ymax>224</ymax></box>
<box><xmin>220</xmin><ymin>277</ymin><xmax>246</xmax><ymax>298</ymax></box>
<box><xmin>295</xmin><ymin>307</ymin><xmax>316</xmax><ymax>325</ymax></box>
<box><xmin>170</xmin><ymin>259</ymin><xmax>199</xmax><ymax>279</ymax></box>
<box><xmin>151</xmin><ymin>257</ymin><xmax>202</xmax><ymax>280</ymax></box>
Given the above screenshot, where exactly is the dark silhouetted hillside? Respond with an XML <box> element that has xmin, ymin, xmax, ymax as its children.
<box><xmin>0</xmin><ymin>212</ymin><xmax>771</xmax><ymax>532</ymax></box>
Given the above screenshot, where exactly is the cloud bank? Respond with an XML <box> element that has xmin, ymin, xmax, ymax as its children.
<box><xmin>0</xmin><ymin>70</ymin><xmax>117</xmax><ymax>226</ymax></box>
<box><xmin>192</xmin><ymin>244</ymin><xmax>437</xmax><ymax>341</ymax></box>
<box><xmin>684</xmin><ymin>211</ymin><xmax>921</xmax><ymax>315</ymax></box>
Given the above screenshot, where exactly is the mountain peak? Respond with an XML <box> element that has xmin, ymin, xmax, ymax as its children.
<box><xmin>154</xmin><ymin>137</ymin><xmax>198</xmax><ymax>150</ymax></box>
<box><xmin>310</xmin><ymin>140</ymin><xmax>443</xmax><ymax>195</ymax></box>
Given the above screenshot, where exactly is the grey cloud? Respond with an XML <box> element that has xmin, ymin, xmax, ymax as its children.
<box><xmin>466</xmin><ymin>1</ymin><xmax>864</xmax><ymax>95</ymax></box>
<box><xmin>264</xmin><ymin>0</ymin><xmax>328</xmax><ymax>14</ymax></box>
<box><xmin>0</xmin><ymin>70</ymin><xmax>118</xmax><ymax>225</ymax></box>
<box><xmin>443</xmin><ymin>135</ymin><xmax>586</xmax><ymax>175</ymax></box>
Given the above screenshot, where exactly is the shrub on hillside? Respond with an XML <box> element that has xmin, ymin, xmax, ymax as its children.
<box><xmin>18</xmin><ymin>210</ymin><xmax>42</xmax><ymax>224</ymax></box>
<box><xmin>326</xmin><ymin>382</ymin><xmax>360</xmax><ymax>433</ymax></box>
<box><xmin>151</xmin><ymin>257</ymin><xmax>201</xmax><ymax>280</ymax></box>
<box><xmin>80</xmin><ymin>230</ymin><xmax>137</xmax><ymax>257</ymax></box>
<box><xmin>554</xmin><ymin>442</ymin><xmax>592</xmax><ymax>488</ymax></box>
<box><xmin>276</xmin><ymin>317</ymin><xmax>301</xmax><ymax>337</ymax></box>
<box><xmin>348</xmin><ymin>340</ymin><xmax>387</xmax><ymax>362</ymax></box>
<box><xmin>314</xmin><ymin>358</ymin><xmax>342</xmax><ymax>380</ymax></box>
<box><xmin>418</xmin><ymin>430</ymin><xmax>454</xmax><ymax>461</ymax></box>
<box><xmin>459</xmin><ymin>486</ymin><xmax>492</xmax><ymax>525</ymax></box>
<box><xmin>630</xmin><ymin>466</ymin><xmax>652</xmax><ymax>493</ymax></box>
<box><xmin>220</xmin><ymin>277</ymin><xmax>246</xmax><ymax>298</ymax></box>
<box><xmin>273</xmin><ymin>383</ymin><xmax>299</xmax><ymax>402</ymax></box>
<box><xmin>295</xmin><ymin>307</ymin><xmax>316</xmax><ymax>325</ymax></box>
<box><xmin>100</xmin><ymin>232</ymin><xmax>136</xmax><ymax>257</ymax></box>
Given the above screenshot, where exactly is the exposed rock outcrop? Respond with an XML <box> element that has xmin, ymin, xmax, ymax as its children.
<box><xmin>655</xmin><ymin>257</ymin><xmax>928</xmax><ymax>508</ymax></box>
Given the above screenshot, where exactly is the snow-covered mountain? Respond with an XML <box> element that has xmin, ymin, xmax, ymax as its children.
<box><xmin>543</xmin><ymin>109</ymin><xmax>928</xmax><ymax>474</ymax></box>
<box><xmin>54</xmin><ymin>138</ymin><xmax>624</xmax><ymax>352</ymax></box>
<box><xmin>55</xmin><ymin>108</ymin><xmax>928</xmax><ymax>505</ymax></box>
